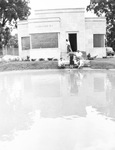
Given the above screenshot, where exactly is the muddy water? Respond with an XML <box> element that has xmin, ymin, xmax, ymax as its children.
<box><xmin>0</xmin><ymin>70</ymin><xmax>115</xmax><ymax>150</ymax></box>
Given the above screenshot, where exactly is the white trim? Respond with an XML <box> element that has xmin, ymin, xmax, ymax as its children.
<box><xmin>66</xmin><ymin>31</ymin><xmax>79</xmax><ymax>51</ymax></box>
<box><xmin>34</xmin><ymin>8</ymin><xmax>85</xmax><ymax>15</ymax></box>
<box><xmin>21</xmin><ymin>36</ymin><xmax>31</xmax><ymax>51</ymax></box>
<box><xmin>17</xmin><ymin>20</ymin><xmax>28</xmax><ymax>25</ymax></box>
<box><xmin>28</xmin><ymin>17</ymin><xmax>60</xmax><ymax>23</ymax></box>
<box><xmin>29</xmin><ymin>35</ymin><xmax>32</xmax><ymax>51</ymax></box>
<box><xmin>85</xmin><ymin>17</ymin><xmax>106</xmax><ymax>22</ymax></box>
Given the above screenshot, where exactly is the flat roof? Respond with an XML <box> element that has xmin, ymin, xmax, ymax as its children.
<box><xmin>34</xmin><ymin>8</ymin><xmax>85</xmax><ymax>14</ymax></box>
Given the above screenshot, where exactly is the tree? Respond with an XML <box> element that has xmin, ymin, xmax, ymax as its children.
<box><xmin>0</xmin><ymin>0</ymin><xmax>31</xmax><ymax>27</ymax></box>
<box><xmin>0</xmin><ymin>25</ymin><xmax>11</xmax><ymax>48</ymax></box>
<box><xmin>87</xmin><ymin>0</ymin><xmax>115</xmax><ymax>50</ymax></box>
<box><xmin>9</xmin><ymin>34</ymin><xmax>18</xmax><ymax>48</ymax></box>
<box><xmin>0</xmin><ymin>0</ymin><xmax>31</xmax><ymax>53</ymax></box>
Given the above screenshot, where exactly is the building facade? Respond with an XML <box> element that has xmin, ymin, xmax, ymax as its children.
<box><xmin>17</xmin><ymin>8</ymin><xmax>106</xmax><ymax>60</ymax></box>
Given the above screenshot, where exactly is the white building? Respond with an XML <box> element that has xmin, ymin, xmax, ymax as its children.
<box><xmin>17</xmin><ymin>8</ymin><xmax>106</xmax><ymax>60</ymax></box>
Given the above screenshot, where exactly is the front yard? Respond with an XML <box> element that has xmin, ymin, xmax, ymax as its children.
<box><xmin>90</xmin><ymin>57</ymin><xmax>115</xmax><ymax>69</ymax></box>
<box><xmin>0</xmin><ymin>60</ymin><xmax>58</xmax><ymax>72</ymax></box>
<box><xmin>0</xmin><ymin>57</ymin><xmax>115</xmax><ymax>72</ymax></box>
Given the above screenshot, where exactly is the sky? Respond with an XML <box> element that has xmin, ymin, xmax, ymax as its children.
<box><xmin>29</xmin><ymin>0</ymin><xmax>90</xmax><ymax>10</ymax></box>
<box><xmin>29</xmin><ymin>0</ymin><xmax>96</xmax><ymax>17</ymax></box>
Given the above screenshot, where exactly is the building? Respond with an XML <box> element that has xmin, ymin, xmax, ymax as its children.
<box><xmin>17</xmin><ymin>8</ymin><xmax>106</xmax><ymax>60</ymax></box>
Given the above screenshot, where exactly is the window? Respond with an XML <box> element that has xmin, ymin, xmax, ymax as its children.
<box><xmin>31</xmin><ymin>33</ymin><xmax>58</xmax><ymax>49</ymax></box>
<box><xmin>21</xmin><ymin>36</ymin><xmax>30</xmax><ymax>50</ymax></box>
<box><xmin>93</xmin><ymin>34</ymin><xmax>104</xmax><ymax>47</ymax></box>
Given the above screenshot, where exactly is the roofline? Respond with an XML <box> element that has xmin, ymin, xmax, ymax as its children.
<box><xmin>17</xmin><ymin>17</ymin><xmax>61</xmax><ymax>25</ymax></box>
<box><xmin>34</xmin><ymin>8</ymin><xmax>85</xmax><ymax>14</ymax></box>
<box><xmin>34</xmin><ymin>8</ymin><xmax>85</xmax><ymax>11</ymax></box>
<box><xmin>17</xmin><ymin>20</ymin><xmax>28</xmax><ymax>25</ymax></box>
<box><xmin>85</xmin><ymin>17</ymin><xmax>106</xmax><ymax>19</ymax></box>
<box><xmin>85</xmin><ymin>17</ymin><xmax>106</xmax><ymax>22</ymax></box>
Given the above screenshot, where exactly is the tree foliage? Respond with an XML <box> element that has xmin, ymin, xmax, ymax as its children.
<box><xmin>9</xmin><ymin>34</ymin><xmax>18</xmax><ymax>48</ymax></box>
<box><xmin>87</xmin><ymin>0</ymin><xmax>115</xmax><ymax>50</ymax></box>
<box><xmin>0</xmin><ymin>0</ymin><xmax>31</xmax><ymax>27</ymax></box>
<box><xmin>0</xmin><ymin>25</ymin><xmax>11</xmax><ymax>48</ymax></box>
<box><xmin>0</xmin><ymin>0</ymin><xmax>31</xmax><ymax>49</ymax></box>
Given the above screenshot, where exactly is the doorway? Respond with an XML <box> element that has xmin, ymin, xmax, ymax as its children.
<box><xmin>68</xmin><ymin>33</ymin><xmax>77</xmax><ymax>52</ymax></box>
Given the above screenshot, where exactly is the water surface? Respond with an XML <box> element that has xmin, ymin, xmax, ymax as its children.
<box><xmin>0</xmin><ymin>70</ymin><xmax>115</xmax><ymax>150</ymax></box>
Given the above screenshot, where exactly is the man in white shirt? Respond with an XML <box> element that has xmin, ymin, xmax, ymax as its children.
<box><xmin>66</xmin><ymin>39</ymin><xmax>72</xmax><ymax>53</ymax></box>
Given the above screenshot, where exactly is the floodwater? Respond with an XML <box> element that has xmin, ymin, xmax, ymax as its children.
<box><xmin>0</xmin><ymin>70</ymin><xmax>115</xmax><ymax>150</ymax></box>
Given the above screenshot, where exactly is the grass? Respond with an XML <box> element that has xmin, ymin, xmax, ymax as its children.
<box><xmin>90</xmin><ymin>57</ymin><xmax>115</xmax><ymax>69</ymax></box>
<box><xmin>0</xmin><ymin>60</ymin><xmax>59</xmax><ymax>72</ymax></box>
<box><xmin>0</xmin><ymin>57</ymin><xmax>115</xmax><ymax>72</ymax></box>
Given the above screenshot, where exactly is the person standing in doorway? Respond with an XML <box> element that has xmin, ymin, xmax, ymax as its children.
<box><xmin>66</xmin><ymin>39</ymin><xmax>72</xmax><ymax>53</ymax></box>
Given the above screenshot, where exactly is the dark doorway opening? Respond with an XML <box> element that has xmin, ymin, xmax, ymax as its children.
<box><xmin>69</xmin><ymin>33</ymin><xmax>77</xmax><ymax>52</ymax></box>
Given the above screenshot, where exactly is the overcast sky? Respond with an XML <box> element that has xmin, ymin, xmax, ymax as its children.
<box><xmin>30</xmin><ymin>0</ymin><xmax>90</xmax><ymax>10</ymax></box>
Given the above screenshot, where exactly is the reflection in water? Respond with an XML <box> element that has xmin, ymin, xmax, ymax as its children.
<box><xmin>68</xmin><ymin>71</ymin><xmax>84</xmax><ymax>95</ymax></box>
<box><xmin>0</xmin><ymin>70</ymin><xmax>115</xmax><ymax>149</ymax></box>
<box><xmin>94</xmin><ymin>77</ymin><xmax>104</xmax><ymax>92</ymax></box>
